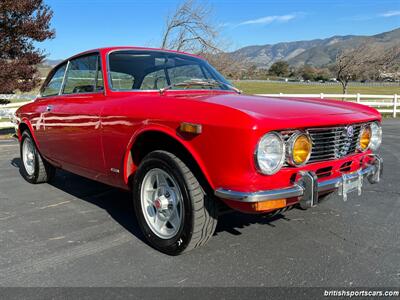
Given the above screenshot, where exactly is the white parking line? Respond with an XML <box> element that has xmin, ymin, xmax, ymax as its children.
<box><xmin>39</xmin><ymin>201</ymin><xmax>71</xmax><ymax>209</ymax></box>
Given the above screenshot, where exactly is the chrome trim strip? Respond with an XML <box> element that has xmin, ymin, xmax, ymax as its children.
<box><xmin>304</xmin><ymin>122</ymin><xmax>371</xmax><ymax>131</ymax></box>
<box><xmin>254</xmin><ymin>132</ymin><xmax>286</xmax><ymax>175</ymax></box>
<box><xmin>286</xmin><ymin>131</ymin><xmax>312</xmax><ymax>167</ymax></box>
<box><xmin>59</xmin><ymin>60</ymin><xmax>70</xmax><ymax>95</ymax></box>
<box><xmin>215</xmin><ymin>185</ymin><xmax>304</xmax><ymax>202</ymax></box>
<box><xmin>215</xmin><ymin>155</ymin><xmax>381</xmax><ymax>203</ymax></box>
<box><xmin>317</xmin><ymin>164</ymin><xmax>375</xmax><ymax>192</ymax></box>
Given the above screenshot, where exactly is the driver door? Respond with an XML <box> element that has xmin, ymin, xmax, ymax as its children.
<box><xmin>43</xmin><ymin>53</ymin><xmax>105</xmax><ymax>175</ymax></box>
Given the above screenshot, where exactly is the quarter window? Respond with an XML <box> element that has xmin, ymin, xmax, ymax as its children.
<box><xmin>41</xmin><ymin>64</ymin><xmax>67</xmax><ymax>97</ymax></box>
<box><xmin>63</xmin><ymin>54</ymin><xmax>103</xmax><ymax>94</ymax></box>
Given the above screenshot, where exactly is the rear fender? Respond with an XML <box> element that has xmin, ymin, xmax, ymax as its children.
<box><xmin>18</xmin><ymin>119</ymin><xmax>41</xmax><ymax>150</ymax></box>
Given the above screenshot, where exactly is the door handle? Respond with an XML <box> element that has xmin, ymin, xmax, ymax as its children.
<box><xmin>46</xmin><ymin>105</ymin><xmax>53</xmax><ymax>112</ymax></box>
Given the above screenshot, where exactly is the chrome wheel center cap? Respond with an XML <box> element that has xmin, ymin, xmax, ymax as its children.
<box><xmin>28</xmin><ymin>153</ymin><xmax>34</xmax><ymax>161</ymax></box>
<box><xmin>154</xmin><ymin>195</ymin><xmax>170</xmax><ymax>211</ymax></box>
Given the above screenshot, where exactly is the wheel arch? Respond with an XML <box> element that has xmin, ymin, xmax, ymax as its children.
<box><xmin>18</xmin><ymin>120</ymin><xmax>40</xmax><ymax>150</ymax></box>
<box><xmin>123</xmin><ymin>127</ymin><xmax>215</xmax><ymax>194</ymax></box>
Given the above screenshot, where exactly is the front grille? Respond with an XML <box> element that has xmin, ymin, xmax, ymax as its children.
<box><xmin>307</xmin><ymin>124</ymin><xmax>363</xmax><ymax>163</ymax></box>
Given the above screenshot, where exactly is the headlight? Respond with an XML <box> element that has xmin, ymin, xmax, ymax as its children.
<box><xmin>255</xmin><ymin>132</ymin><xmax>285</xmax><ymax>175</ymax></box>
<box><xmin>359</xmin><ymin>125</ymin><xmax>372</xmax><ymax>151</ymax></box>
<box><xmin>287</xmin><ymin>132</ymin><xmax>312</xmax><ymax>166</ymax></box>
<box><xmin>369</xmin><ymin>122</ymin><xmax>382</xmax><ymax>151</ymax></box>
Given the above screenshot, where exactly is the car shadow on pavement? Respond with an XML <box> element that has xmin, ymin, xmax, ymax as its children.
<box><xmin>11</xmin><ymin>157</ymin><xmax>146</xmax><ymax>244</ymax></box>
<box><xmin>11</xmin><ymin>157</ymin><xmax>287</xmax><ymax>242</ymax></box>
<box><xmin>215</xmin><ymin>211</ymin><xmax>287</xmax><ymax>236</ymax></box>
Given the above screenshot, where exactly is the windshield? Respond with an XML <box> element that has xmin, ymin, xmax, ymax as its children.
<box><xmin>108</xmin><ymin>50</ymin><xmax>232</xmax><ymax>91</ymax></box>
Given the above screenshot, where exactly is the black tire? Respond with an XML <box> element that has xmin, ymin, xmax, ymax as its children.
<box><xmin>20</xmin><ymin>131</ymin><xmax>55</xmax><ymax>184</ymax></box>
<box><xmin>133</xmin><ymin>150</ymin><xmax>218</xmax><ymax>255</ymax></box>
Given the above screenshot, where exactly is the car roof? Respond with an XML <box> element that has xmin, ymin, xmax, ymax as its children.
<box><xmin>46</xmin><ymin>46</ymin><xmax>206</xmax><ymax>84</ymax></box>
<box><xmin>64</xmin><ymin>46</ymin><xmax>203</xmax><ymax>62</ymax></box>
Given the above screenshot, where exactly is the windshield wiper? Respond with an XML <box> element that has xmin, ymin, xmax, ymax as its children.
<box><xmin>159</xmin><ymin>79</ymin><xmax>241</xmax><ymax>95</ymax></box>
<box><xmin>159</xmin><ymin>80</ymin><xmax>218</xmax><ymax>95</ymax></box>
<box><xmin>207</xmin><ymin>79</ymin><xmax>242</xmax><ymax>94</ymax></box>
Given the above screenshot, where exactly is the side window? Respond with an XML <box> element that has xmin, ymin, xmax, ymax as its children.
<box><xmin>63</xmin><ymin>54</ymin><xmax>101</xmax><ymax>94</ymax></box>
<box><xmin>41</xmin><ymin>64</ymin><xmax>67</xmax><ymax>97</ymax></box>
<box><xmin>109</xmin><ymin>71</ymin><xmax>135</xmax><ymax>90</ymax></box>
<box><xmin>140</xmin><ymin>69</ymin><xmax>167</xmax><ymax>90</ymax></box>
<box><xmin>168</xmin><ymin>64</ymin><xmax>205</xmax><ymax>85</ymax></box>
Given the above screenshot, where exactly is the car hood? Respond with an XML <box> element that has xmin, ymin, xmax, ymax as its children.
<box><xmin>187</xmin><ymin>93</ymin><xmax>380</xmax><ymax>128</ymax></box>
<box><xmin>198</xmin><ymin>94</ymin><xmax>368</xmax><ymax>117</ymax></box>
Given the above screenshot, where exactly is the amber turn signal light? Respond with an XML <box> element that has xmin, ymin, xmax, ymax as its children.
<box><xmin>251</xmin><ymin>199</ymin><xmax>287</xmax><ymax>211</ymax></box>
<box><xmin>359</xmin><ymin>126</ymin><xmax>371</xmax><ymax>151</ymax></box>
<box><xmin>180</xmin><ymin>122</ymin><xmax>202</xmax><ymax>134</ymax></box>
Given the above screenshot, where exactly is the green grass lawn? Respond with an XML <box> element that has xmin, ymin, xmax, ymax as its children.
<box><xmin>233</xmin><ymin>81</ymin><xmax>400</xmax><ymax>95</ymax></box>
<box><xmin>3</xmin><ymin>81</ymin><xmax>399</xmax><ymax>104</ymax></box>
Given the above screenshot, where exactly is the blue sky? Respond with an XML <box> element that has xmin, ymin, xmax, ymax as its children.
<box><xmin>41</xmin><ymin>0</ymin><xmax>400</xmax><ymax>59</ymax></box>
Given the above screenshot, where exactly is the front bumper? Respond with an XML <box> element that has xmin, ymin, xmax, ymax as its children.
<box><xmin>215</xmin><ymin>154</ymin><xmax>383</xmax><ymax>208</ymax></box>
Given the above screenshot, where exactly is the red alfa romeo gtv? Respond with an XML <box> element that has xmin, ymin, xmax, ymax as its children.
<box><xmin>15</xmin><ymin>47</ymin><xmax>383</xmax><ymax>255</ymax></box>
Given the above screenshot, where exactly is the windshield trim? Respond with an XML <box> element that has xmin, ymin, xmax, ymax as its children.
<box><xmin>105</xmin><ymin>49</ymin><xmax>231</xmax><ymax>93</ymax></box>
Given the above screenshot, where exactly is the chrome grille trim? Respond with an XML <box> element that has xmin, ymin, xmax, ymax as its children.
<box><xmin>282</xmin><ymin>123</ymin><xmax>368</xmax><ymax>165</ymax></box>
<box><xmin>307</xmin><ymin>123</ymin><xmax>364</xmax><ymax>163</ymax></box>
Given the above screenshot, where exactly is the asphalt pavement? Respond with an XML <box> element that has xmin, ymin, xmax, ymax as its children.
<box><xmin>0</xmin><ymin>120</ymin><xmax>399</xmax><ymax>287</ymax></box>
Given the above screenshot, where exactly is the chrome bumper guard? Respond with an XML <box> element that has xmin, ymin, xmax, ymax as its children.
<box><xmin>215</xmin><ymin>154</ymin><xmax>383</xmax><ymax>208</ymax></box>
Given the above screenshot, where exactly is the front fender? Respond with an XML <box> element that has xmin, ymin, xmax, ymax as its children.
<box><xmin>122</xmin><ymin>123</ymin><xmax>215</xmax><ymax>189</ymax></box>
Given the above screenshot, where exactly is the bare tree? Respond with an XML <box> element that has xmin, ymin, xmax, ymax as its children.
<box><xmin>335</xmin><ymin>46</ymin><xmax>366</xmax><ymax>94</ymax></box>
<box><xmin>374</xmin><ymin>45</ymin><xmax>400</xmax><ymax>81</ymax></box>
<box><xmin>161</xmin><ymin>0</ymin><xmax>220</xmax><ymax>54</ymax></box>
<box><xmin>201</xmin><ymin>51</ymin><xmax>247</xmax><ymax>79</ymax></box>
<box><xmin>335</xmin><ymin>44</ymin><xmax>400</xmax><ymax>93</ymax></box>
<box><xmin>160</xmin><ymin>0</ymin><xmax>248</xmax><ymax>79</ymax></box>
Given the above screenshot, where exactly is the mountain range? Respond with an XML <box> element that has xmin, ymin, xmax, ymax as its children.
<box><xmin>230</xmin><ymin>27</ymin><xmax>400</xmax><ymax>68</ymax></box>
<box><xmin>43</xmin><ymin>59</ymin><xmax>63</xmax><ymax>66</ymax></box>
<box><xmin>43</xmin><ymin>27</ymin><xmax>400</xmax><ymax>69</ymax></box>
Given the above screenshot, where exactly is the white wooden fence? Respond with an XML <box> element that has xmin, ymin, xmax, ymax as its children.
<box><xmin>0</xmin><ymin>94</ymin><xmax>34</xmax><ymax>129</ymax></box>
<box><xmin>0</xmin><ymin>93</ymin><xmax>399</xmax><ymax>129</ymax></box>
<box><xmin>256</xmin><ymin>93</ymin><xmax>399</xmax><ymax>118</ymax></box>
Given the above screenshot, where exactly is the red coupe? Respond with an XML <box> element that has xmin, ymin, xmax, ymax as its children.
<box><xmin>15</xmin><ymin>47</ymin><xmax>383</xmax><ymax>255</ymax></box>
